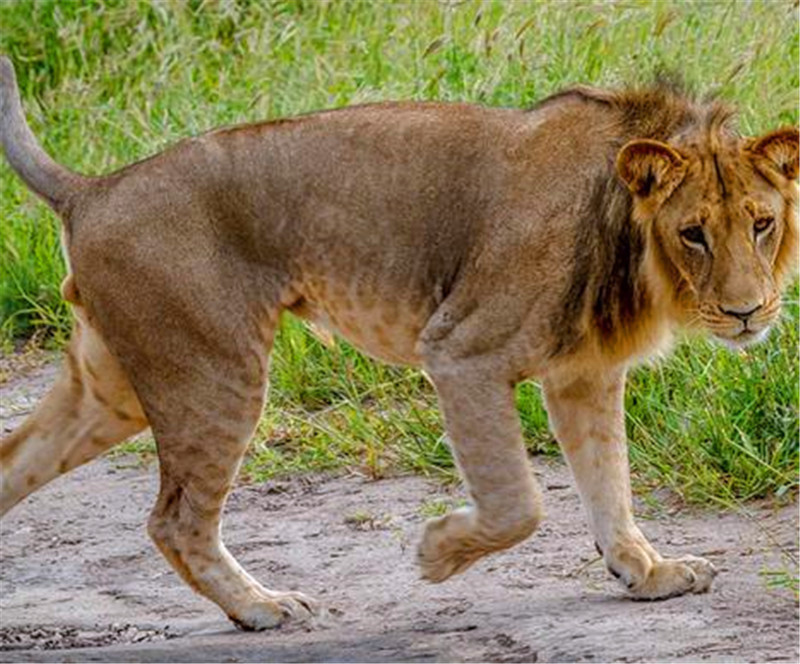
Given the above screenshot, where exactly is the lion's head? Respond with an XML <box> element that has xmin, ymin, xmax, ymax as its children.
<box><xmin>617</xmin><ymin>120</ymin><xmax>798</xmax><ymax>348</ymax></box>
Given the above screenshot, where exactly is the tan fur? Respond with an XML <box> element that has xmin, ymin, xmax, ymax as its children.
<box><xmin>1</xmin><ymin>56</ymin><xmax>797</xmax><ymax>630</ymax></box>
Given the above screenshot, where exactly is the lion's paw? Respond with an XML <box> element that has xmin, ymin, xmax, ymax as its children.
<box><xmin>229</xmin><ymin>591</ymin><xmax>318</xmax><ymax>631</ymax></box>
<box><xmin>629</xmin><ymin>555</ymin><xmax>717</xmax><ymax>600</ymax></box>
<box><xmin>418</xmin><ymin>508</ymin><xmax>487</xmax><ymax>583</ymax></box>
<box><xmin>675</xmin><ymin>554</ymin><xmax>717</xmax><ymax>593</ymax></box>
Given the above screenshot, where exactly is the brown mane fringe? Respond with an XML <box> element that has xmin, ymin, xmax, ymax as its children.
<box><xmin>532</xmin><ymin>76</ymin><xmax>736</xmax><ymax>141</ymax></box>
<box><xmin>550</xmin><ymin>174</ymin><xmax>642</xmax><ymax>357</ymax></box>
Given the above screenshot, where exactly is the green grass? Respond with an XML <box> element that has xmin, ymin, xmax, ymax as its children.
<box><xmin>760</xmin><ymin>568</ymin><xmax>800</xmax><ymax>600</ymax></box>
<box><xmin>1</xmin><ymin>0</ymin><xmax>798</xmax><ymax>507</ymax></box>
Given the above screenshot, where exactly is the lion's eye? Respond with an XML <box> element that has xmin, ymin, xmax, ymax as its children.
<box><xmin>679</xmin><ymin>225</ymin><xmax>707</xmax><ymax>249</ymax></box>
<box><xmin>754</xmin><ymin>216</ymin><xmax>774</xmax><ymax>235</ymax></box>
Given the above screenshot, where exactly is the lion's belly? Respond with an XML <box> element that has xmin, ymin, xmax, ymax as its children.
<box><xmin>289</xmin><ymin>291</ymin><xmax>431</xmax><ymax>366</ymax></box>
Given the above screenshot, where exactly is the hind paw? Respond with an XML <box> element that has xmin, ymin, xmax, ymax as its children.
<box><xmin>229</xmin><ymin>591</ymin><xmax>319</xmax><ymax>631</ymax></box>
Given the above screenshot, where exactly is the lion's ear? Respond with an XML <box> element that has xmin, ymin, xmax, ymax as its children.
<box><xmin>616</xmin><ymin>139</ymin><xmax>688</xmax><ymax>205</ymax></box>
<box><xmin>747</xmin><ymin>127</ymin><xmax>799</xmax><ymax>181</ymax></box>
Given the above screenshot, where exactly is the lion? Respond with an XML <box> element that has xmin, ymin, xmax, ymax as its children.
<box><xmin>0</xmin><ymin>55</ymin><xmax>797</xmax><ymax>631</ymax></box>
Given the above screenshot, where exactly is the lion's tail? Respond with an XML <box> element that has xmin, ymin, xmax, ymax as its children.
<box><xmin>0</xmin><ymin>56</ymin><xmax>88</xmax><ymax>212</ymax></box>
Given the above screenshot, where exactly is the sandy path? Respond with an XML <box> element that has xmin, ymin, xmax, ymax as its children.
<box><xmin>1</xmin><ymin>359</ymin><xmax>797</xmax><ymax>663</ymax></box>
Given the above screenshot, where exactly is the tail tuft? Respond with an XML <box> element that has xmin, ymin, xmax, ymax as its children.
<box><xmin>0</xmin><ymin>56</ymin><xmax>86</xmax><ymax>212</ymax></box>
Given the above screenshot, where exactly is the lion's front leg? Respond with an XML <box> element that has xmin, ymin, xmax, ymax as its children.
<box><xmin>419</xmin><ymin>357</ymin><xmax>544</xmax><ymax>582</ymax></box>
<box><xmin>542</xmin><ymin>368</ymin><xmax>716</xmax><ymax>599</ymax></box>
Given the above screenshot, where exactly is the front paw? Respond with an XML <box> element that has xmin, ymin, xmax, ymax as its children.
<box><xmin>418</xmin><ymin>508</ymin><xmax>487</xmax><ymax>583</ymax></box>
<box><xmin>629</xmin><ymin>555</ymin><xmax>717</xmax><ymax>600</ymax></box>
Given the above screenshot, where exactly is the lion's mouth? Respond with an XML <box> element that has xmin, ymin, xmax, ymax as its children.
<box><xmin>711</xmin><ymin>325</ymin><xmax>770</xmax><ymax>349</ymax></box>
<box><xmin>702</xmin><ymin>297</ymin><xmax>782</xmax><ymax>350</ymax></box>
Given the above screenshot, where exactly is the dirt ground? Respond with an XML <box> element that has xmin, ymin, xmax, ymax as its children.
<box><xmin>1</xmin><ymin>359</ymin><xmax>798</xmax><ymax>663</ymax></box>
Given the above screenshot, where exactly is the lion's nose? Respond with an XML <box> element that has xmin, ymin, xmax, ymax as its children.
<box><xmin>719</xmin><ymin>302</ymin><xmax>763</xmax><ymax>321</ymax></box>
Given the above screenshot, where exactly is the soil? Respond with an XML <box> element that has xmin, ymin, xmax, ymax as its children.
<box><xmin>1</xmin><ymin>359</ymin><xmax>798</xmax><ymax>663</ymax></box>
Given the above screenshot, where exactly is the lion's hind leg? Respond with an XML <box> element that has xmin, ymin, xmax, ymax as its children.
<box><xmin>137</xmin><ymin>320</ymin><xmax>317</xmax><ymax>631</ymax></box>
<box><xmin>0</xmin><ymin>310</ymin><xmax>148</xmax><ymax>515</ymax></box>
<box><xmin>148</xmin><ymin>427</ymin><xmax>317</xmax><ymax>630</ymax></box>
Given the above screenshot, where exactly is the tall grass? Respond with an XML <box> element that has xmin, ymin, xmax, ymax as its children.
<box><xmin>1</xmin><ymin>0</ymin><xmax>797</xmax><ymax>504</ymax></box>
